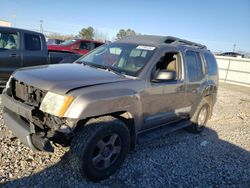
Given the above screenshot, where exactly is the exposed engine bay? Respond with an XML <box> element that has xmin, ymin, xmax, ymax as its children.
<box><xmin>5</xmin><ymin>78</ymin><xmax>77</xmax><ymax>151</ymax></box>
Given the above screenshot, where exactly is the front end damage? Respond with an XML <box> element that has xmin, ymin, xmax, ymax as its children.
<box><xmin>2</xmin><ymin>78</ymin><xmax>77</xmax><ymax>152</ymax></box>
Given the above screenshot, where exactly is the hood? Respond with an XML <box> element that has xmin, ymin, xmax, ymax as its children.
<box><xmin>13</xmin><ymin>64</ymin><xmax>128</xmax><ymax>94</ymax></box>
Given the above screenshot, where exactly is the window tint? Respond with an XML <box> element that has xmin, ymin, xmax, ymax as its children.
<box><xmin>204</xmin><ymin>53</ymin><xmax>218</xmax><ymax>75</ymax></box>
<box><xmin>24</xmin><ymin>34</ymin><xmax>41</xmax><ymax>50</ymax></box>
<box><xmin>0</xmin><ymin>31</ymin><xmax>18</xmax><ymax>50</ymax></box>
<box><xmin>185</xmin><ymin>51</ymin><xmax>204</xmax><ymax>82</ymax></box>
<box><xmin>80</xmin><ymin>42</ymin><xmax>91</xmax><ymax>50</ymax></box>
<box><xmin>196</xmin><ymin>53</ymin><xmax>204</xmax><ymax>80</ymax></box>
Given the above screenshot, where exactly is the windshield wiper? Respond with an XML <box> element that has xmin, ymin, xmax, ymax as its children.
<box><xmin>81</xmin><ymin>62</ymin><xmax>125</xmax><ymax>77</ymax></box>
<box><xmin>83</xmin><ymin>62</ymin><xmax>106</xmax><ymax>70</ymax></box>
<box><xmin>105</xmin><ymin>66</ymin><xmax>125</xmax><ymax>77</ymax></box>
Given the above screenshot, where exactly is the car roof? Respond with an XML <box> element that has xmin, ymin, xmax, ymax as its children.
<box><xmin>220</xmin><ymin>52</ymin><xmax>243</xmax><ymax>55</ymax></box>
<box><xmin>115</xmin><ymin>35</ymin><xmax>207</xmax><ymax>50</ymax></box>
<box><xmin>0</xmin><ymin>26</ymin><xmax>42</xmax><ymax>35</ymax></box>
<box><xmin>74</xmin><ymin>38</ymin><xmax>104</xmax><ymax>44</ymax></box>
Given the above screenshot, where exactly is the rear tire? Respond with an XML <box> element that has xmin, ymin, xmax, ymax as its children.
<box><xmin>186</xmin><ymin>97</ymin><xmax>211</xmax><ymax>133</ymax></box>
<box><xmin>69</xmin><ymin>116</ymin><xmax>130</xmax><ymax>181</ymax></box>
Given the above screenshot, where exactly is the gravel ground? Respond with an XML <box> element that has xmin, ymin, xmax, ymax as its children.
<box><xmin>0</xmin><ymin>83</ymin><xmax>250</xmax><ymax>188</ymax></box>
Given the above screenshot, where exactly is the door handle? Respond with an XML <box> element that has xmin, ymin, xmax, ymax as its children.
<box><xmin>10</xmin><ymin>53</ymin><xmax>19</xmax><ymax>58</ymax></box>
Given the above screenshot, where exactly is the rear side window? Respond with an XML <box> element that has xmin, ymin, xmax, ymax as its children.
<box><xmin>80</xmin><ymin>41</ymin><xmax>92</xmax><ymax>50</ymax></box>
<box><xmin>185</xmin><ymin>51</ymin><xmax>204</xmax><ymax>82</ymax></box>
<box><xmin>24</xmin><ymin>34</ymin><xmax>41</xmax><ymax>51</ymax></box>
<box><xmin>204</xmin><ymin>53</ymin><xmax>218</xmax><ymax>75</ymax></box>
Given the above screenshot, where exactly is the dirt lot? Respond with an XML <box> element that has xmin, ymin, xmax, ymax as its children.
<box><xmin>0</xmin><ymin>83</ymin><xmax>250</xmax><ymax>188</ymax></box>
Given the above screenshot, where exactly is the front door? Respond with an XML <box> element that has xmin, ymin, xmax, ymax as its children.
<box><xmin>0</xmin><ymin>30</ymin><xmax>21</xmax><ymax>81</ymax></box>
<box><xmin>141</xmin><ymin>51</ymin><xmax>188</xmax><ymax>130</ymax></box>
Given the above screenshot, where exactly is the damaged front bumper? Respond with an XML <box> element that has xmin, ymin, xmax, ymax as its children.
<box><xmin>3</xmin><ymin>110</ymin><xmax>38</xmax><ymax>151</ymax></box>
<box><xmin>2</xmin><ymin>93</ymin><xmax>54</xmax><ymax>152</ymax></box>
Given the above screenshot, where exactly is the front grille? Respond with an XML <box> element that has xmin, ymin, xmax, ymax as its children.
<box><xmin>10</xmin><ymin>79</ymin><xmax>47</xmax><ymax>107</ymax></box>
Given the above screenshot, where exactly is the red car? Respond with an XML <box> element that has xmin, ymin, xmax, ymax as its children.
<box><xmin>48</xmin><ymin>39</ymin><xmax>104</xmax><ymax>55</ymax></box>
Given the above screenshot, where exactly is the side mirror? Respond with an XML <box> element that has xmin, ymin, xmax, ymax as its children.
<box><xmin>154</xmin><ymin>70</ymin><xmax>176</xmax><ymax>82</ymax></box>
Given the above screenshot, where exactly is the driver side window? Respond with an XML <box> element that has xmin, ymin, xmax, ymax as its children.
<box><xmin>0</xmin><ymin>31</ymin><xmax>18</xmax><ymax>50</ymax></box>
<box><xmin>80</xmin><ymin>41</ymin><xmax>91</xmax><ymax>50</ymax></box>
<box><xmin>151</xmin><ymin>52</ymin><xmax>182</xmax><ymax>81</ymax></box>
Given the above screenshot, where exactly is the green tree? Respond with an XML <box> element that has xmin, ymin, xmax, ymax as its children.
<box><xmin>45</xmin><ymin>32</ymin><xmax>76</xmax><ymax>40</ymax></box>
<box><xmin>116</xmin><ymin>29</ymin><xmax>136</xmax><ymax>40</ymax></box>
<box><xmin>79</xmin><ymin>26</ymin><xmax>94</xmax><ymax>39</ymax></box>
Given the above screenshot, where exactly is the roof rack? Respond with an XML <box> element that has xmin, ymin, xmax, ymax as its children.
<box><xmin>164</xmin><ymin>36</ymin><xmax>207</xmax><ymax>49</ymax></box>
<box><xmin>115</xmin><ymin>35</ymin><xmax>207</xmax><ymax>49</ymax></box>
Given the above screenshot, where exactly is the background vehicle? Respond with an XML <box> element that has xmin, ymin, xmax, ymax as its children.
<box><xmin>46</xmin><ymin>38</ymin><xmax>64</xmax><ymax>45</ymax></box>
<box><xmin>48</xmin><ymin>38</ymin><xmax>104</xmax><ymax>54</ymax></box>
<box><xmin>0</xmin><ymin>26</ymin><xmax>81</xmax><ymax>87</ymax></box>
<box><xmin>219</xmin><ymin>52</ymin><xmax>244</xmax><ymax>58</ymax></box>
<box><xmin>2</xmin><ymin>35</ymin><xmax>218</xmax><ymax>181</ymax></box>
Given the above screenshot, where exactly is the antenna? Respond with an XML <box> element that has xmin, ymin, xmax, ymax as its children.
<box><xmin>12</xmin><ymin>15</ymin><xmax>16</xmax><ymax>27</ymax></box>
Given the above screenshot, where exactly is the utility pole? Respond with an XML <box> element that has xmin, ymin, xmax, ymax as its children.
<box><xmin>40</xmin><ymin>20</ymin><xmax>43</xmax><ymax>33</ymax></box>
<box><xmin>233</xmin><ymin>44</ymin><xmax>236</xmax><ymax>52</ymax></box>
<box><xmin>12</xmin><ymin>15</ymin><xmax>16</xmax><ymax>27</ymax></box>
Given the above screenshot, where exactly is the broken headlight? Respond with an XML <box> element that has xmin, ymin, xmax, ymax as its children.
<box><xmin>40</xmin><ymin>92</ymin><xmax>74</xmax><ymax>117</ymax></box>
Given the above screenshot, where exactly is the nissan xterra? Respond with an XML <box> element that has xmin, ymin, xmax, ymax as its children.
<box><xmin>2</xmin><ymin>35</ymin><xmax>218</xmax><ymax>181</ymax></box>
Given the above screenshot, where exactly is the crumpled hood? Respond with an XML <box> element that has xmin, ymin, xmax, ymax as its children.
<box><xmin>13</xmin><ymin>64</ymin><xmax>128</xmax><ymax>94</ymax></box>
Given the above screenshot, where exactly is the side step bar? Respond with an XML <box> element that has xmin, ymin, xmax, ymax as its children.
<box><xmin>137</xmin><ymin>120</ymin><xmax>192</xmax><ymax>145</ymax></box>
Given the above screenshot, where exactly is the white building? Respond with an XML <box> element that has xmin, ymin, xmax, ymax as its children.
<box><xmin>0</xmin><ymin>20</ymin><xmax>11</xmax><ymax>27</ymax></box>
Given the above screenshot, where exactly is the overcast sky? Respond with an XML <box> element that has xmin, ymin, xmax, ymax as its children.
<box><xmin>0</xmin><ymin>0</ymin><xmax>249</xmax><ymax>52</ymax></box>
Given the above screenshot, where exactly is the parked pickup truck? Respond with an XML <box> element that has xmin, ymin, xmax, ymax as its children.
<box><xmin>0</xmin><ymin>26</ymin><xmax>81</xmax><ymax>87</ymax></box>
<box><xmin>48</xmin><ymin>38</ymin><xmax>104</xmax><ymax>55</ymax></box>
<box><xmin>2</xmin><ymin>35</ymin><xmax>218</xmax><ymax>181</ymax></box>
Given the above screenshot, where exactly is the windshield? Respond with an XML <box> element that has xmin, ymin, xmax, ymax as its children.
<box><xmin>77</xmin><ymin>43</ymin><xmax>156</xmax><ymax>76</ymax></box>
<box><xmin>47</xmin><ymin>39</ymin><xmax>63</xmax><ymax>45</ymax></box>
<box><xmin>60</xmin><ymin>39</ymin><xmax>77</xmax><ymax>46</ymax></box>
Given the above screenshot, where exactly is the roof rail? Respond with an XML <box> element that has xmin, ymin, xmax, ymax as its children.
<box><xmin>164</xmin><ymin>36</ymin><xmax>207</xmax><ymax>49</ymax></box>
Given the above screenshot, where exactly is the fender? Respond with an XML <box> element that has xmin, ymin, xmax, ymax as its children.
<box><xmin>64</xmin><ymin>87</ymin><xmax>145</xmax><ymax>132</ymax></box>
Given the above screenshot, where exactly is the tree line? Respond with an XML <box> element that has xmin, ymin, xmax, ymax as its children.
<box><xmin>79</xmin><ymin>26</ymin><xmax>138</xmax><ymax>40</ymax></box>
<box><xmin>46</xmin><ymin>26</ymin><xmax>138</xmax><ymax>41</ymax></box>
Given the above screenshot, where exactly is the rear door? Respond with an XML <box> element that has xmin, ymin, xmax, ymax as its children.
<box><xmin>22</xmin><ymin>33</ymin><xmax>48</xmax><ymax>67</ymax></box>
<box><xmin>0</xmin><ymin>30</ymin><xmax>21</xmax><ymax>81</ymax></box>
<box><xmin>184</xmin><ymin>50</ymin><xmax>207</xmax><ymax>113</ymax></box>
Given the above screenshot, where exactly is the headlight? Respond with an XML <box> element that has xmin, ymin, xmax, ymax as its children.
<box><xmin>3</xmin><ymin>75</ymin><xmax>13</xmax><ymax>93</ymax></box>
<box><xmin>40</xmin><ymin>92</ymin><xmax>74</xmax><ymax>117</ymax></box>
<box><xmin>6</xmin><ymin>75</ymin><xmax>13</xmax><ymax>88</ymax></box>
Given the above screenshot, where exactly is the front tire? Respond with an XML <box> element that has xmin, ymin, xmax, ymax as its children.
<box><xmin>69</xmin><ymin>116</ymin><xmax>130</xmax><ymax>181</ymax></box>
